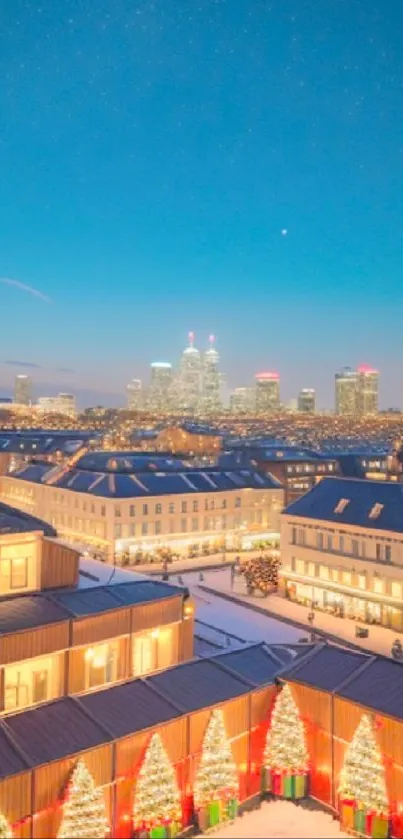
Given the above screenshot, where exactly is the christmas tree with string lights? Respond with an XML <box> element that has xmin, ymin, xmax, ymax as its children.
<box><xmin>133</xmin><ymin>732</ymin><xmax>182</xmax><ymax>831</ymax></box>
<box><xmin>194</xmin><ymin>709</ymin><xmax>239</xmax><ymax>809</ymax></box>
<box><xmin>244</xmin><ymin>554</ymin><xmax>281</xmax><ymax>595</ymax></box>
<box><xmin>0</xmin><ymin>813</ymin><xmax>12</xmax><ymax>839</ymax></box>
<box><xmin>264</xmin><ymin>683</ymin><xmax>309</xmax><ymax>774</ymax></box>
<box><xmin>58</xmin><ymin>760</ymin><xmax>108</xmax><ymax>839</ymax></box>
<box><xmin>339</xmin><ymin>714</ymin><xmax>388</xmax><ymax>814</ymax></box>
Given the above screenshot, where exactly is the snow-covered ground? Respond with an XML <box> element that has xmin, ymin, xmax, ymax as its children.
<box><xmin>196</xmin><ymin>800</ymin><xmax>348</xmax><ymax>838</ymax></box>
<box><xmin>182</xmin><ymin>568</ymin><xmax>305</xmax><ymax>645</ymax></box>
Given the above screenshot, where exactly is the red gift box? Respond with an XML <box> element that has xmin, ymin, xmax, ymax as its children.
<box><xmin>366</xmin><ymin>810</ymin><xmax>375</xmax><ymax>836</ymax></box>
<box><xmin>272</xmin><ymin>771</ymin><xmax>282</xmax><ymax>795</ymax></box>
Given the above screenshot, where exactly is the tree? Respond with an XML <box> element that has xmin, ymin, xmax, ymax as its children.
<box><xmin>0</xmin><ymin>813</ymin><xmax>12</xmax><ymax>839</ymax></box>
<box><xmin>339</xmin><ymin>714</ymin><xmax>388</xmax><ymax>813</ymax></box>
<box><xmin>264</xmin><ymin>683</ymin><xmax>309</xmax><ymax>773</ymax></box>
<box><xmin>133</xmin><ymin>733</ymin><xmax>182</xmax><ymax>830</ymax></box>
<box><xmin>244</xmin><ymin>554</ymin><xmax>281</xmax><ymax>595</ymax></box>
<box><xmin>58</xmin><ymin>760</ymin><xmax>108</xmax><ymax>839</ymax></box>
<box><xmin>194</xmin><ymin>709</ymin><xmax>239</xmax><ymax>809</ymax></box>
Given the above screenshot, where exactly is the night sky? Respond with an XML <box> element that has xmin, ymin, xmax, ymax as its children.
<box><xmin>1</xmin><ymin>1</ymin><xmax>402</xmax><ymax>408</ymax></box>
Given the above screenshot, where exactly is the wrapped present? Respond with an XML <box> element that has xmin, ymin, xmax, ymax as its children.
<box><xmin>366</xmin><ymin>811</ymin><xmax>375</xmax><ymax>836</ymax></box>
<box><xmin>340</xmin><ymin>801</ymin><xmax>355</xmax><ymax>830</ymax></box>
<box><xmin>197</xmin><ymin>808</ymin><xmax>209</xmax><ymax>833</ymax></box>
<box><xmin>354</xmin><ymin>807</ymin><xmax>366</xmax><ymax>835</ymax></box>
<box><xmin>150</xmin><ymin>827</ymin><xmax>166</xmax><ymax>839</ymax></box>
<box><xmin>283</xmin><ymin>773</ymin><xmax>294</xmax><ymax>799</ymax></box>
<box><xmin>272</xmin><ymin>771</ymin><xmax>282</xmax><ymax>796</ymax></box>
<box><xmin>209</xmin><ymin>800</ymin><xmax>221</xmax><ymax>827</ymax></box>
<box><xmin>372</xmin><ymin>814</ymin><xmax>389</xmax><ymax>839</ymax></box>
<box><xmin>261</xmin><ymin>766</ymin><xmax>270</xmax><ymax>792</ymax></box>
<box><xmin>226</xmin><ymin>798</ymin><xmax>238</xmax><ymax>820</ymax></box>
<box><xmin>168</xmin><ymin>823</ymin><xmax>180</xmax><ymax>839</ymax></box>
<box><xmin>294</xmin><ymin>773</ymin><xmax>306</xmax><ymax>800</ymax></box>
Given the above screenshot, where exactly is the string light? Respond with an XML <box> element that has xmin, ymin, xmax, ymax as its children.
<box><xmin>339</xmin><ymin>714</ymin><xmax>388</xmax><ymax>814</ymax></box>
<box><xmin>264</xmin><ymin>683</ymin><xmax>309</xmax><ymax>773</ymax></box>
<box><xmin>58</xmin><ymin>760</ymin><xmax>108</xmax><ymax>839</ymax></box>
<box><xmin>244</xmin><ymin>553</ymin><xmax>281</xmax><ymax>595</ymax></box>
<box><xmin>193</xmin><ymin>709</ymin><xmax>239</xmax><ymax>809</ymax></box>
<box><xmin>133</xmin><ymin>732</ymin><xmax>182</xmax><ymax>830</ymax></box>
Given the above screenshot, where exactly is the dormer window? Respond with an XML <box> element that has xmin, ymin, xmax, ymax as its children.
<box><xmin>334</xmin><ymin>498</ymin><xmax>350</xmax><ymax>514</ymax></box>
<box><xmin>369</xmin><ymin>502</ymin><xmax>384</xmax><ymax>520</ymax></box>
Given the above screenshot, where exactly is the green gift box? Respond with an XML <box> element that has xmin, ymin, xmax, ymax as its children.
<box><xmin>226</xmin><ymin>798</ymin><xmax>238</xmax><ymax>820</ymax></box>
<box><xmin>372</xmin><ymin>815</ymin><xmax>389</xmax><ymax>839</ymax></box>
<box><xmin>209</xmin><ymin>800</ymin><xmax>221</xmax><ymax>827</ymax></box>
<box><xmin>283</xmin><ymin>774</ymin><xmax>294</xmax><ymax>799</ymax></box>
<box><xmin>150</xmin><ymin>828</ymin><xmax>166</xmax><ymax>839</ymax></box>
<box><xmin>354</xmin><ymin>808</ymin><xmax>366</xmax><ymax>835</ymax></box>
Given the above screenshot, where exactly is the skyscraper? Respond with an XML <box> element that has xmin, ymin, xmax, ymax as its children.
<box><xmin>149</xmin><ymin>362</ymin><xmax>173</xmax><ymax>412</ymax></box>
<box><xmin>37</xmin><ymin>393</ymin><xmax>76</xmax><ymax>417</ymax></box>
<box><xmin>126</xmin><ymin>379</ymin><xmax>143</xmax><ymax>411</ymax></box>
<box><xmin>201</xmin><ymin>335</ymin><xmax>221</xmax><ymax>414</ymax></box>
<box><xmin>298</xmin><ymin>388</ymin><xmax>316</xmax><ymax>413</ymax></box>
<box><xmin>14</xmin><ymin>374</ymin><xmax>32</xmax><ymax>406</ymax></box>
<box><xmin>255</xmin><ymin>372</ymin><xmax>280</xmax><ymax>414</ymax></box>
<box><xmin>229</xmin><ymin>387</ymin><xmax>254</xmax><ymax>414</ymax></box>
<box><xmin>357</xmin><ymin>365</ymin><xmax>379</xmax><ymax>416</ymax></box>
<box><xmin>178</xmin><ymin>332</ymin><xmax>201</xmax><ymax>413</ymax></box>
<box><xmin>335</xmin><ymin>367</ymin><xmax>358</xmax><ymax>415</ymax></box>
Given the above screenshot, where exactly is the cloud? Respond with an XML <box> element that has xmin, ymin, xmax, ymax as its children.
<box><xmin>4</xmin><ymin>360</ymin><xmax>42</xmax><ymax>369</ymax></box>
<box><xmin>55</xmin><ymin>367</ymin><xmax>75</xmax><ymax>373</ymax></box>
<box><xmin>0</xmin><ymin>277</ymin><xmax>51</xmax><ymax>303</ymax></box>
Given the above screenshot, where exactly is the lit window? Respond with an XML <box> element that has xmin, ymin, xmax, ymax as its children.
<box><xmin>4</xmin><ymin>654</ymin><xmax>62</xmax><ymax>712</ymax></box>
<box><xmin>0</xmin><ymin>557</ymin><xmax>28</xmax><ymax>591</ymax></box>
<box><xmin>84</xmin><ymin>642</ymin><xmax>118</xmax><ymax>690</ymax></box>
<box><xmin>334</xmin><ymin>498</ymin><xmax>350</xmax><ymax>514</ymax></box>
<box><xmin>369</xmin><ymin>503</ymin><xmax>384</xmax><ymax>520</ymax></box>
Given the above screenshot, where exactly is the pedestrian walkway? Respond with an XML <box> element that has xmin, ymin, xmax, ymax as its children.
<box><xmin>200</xmin><ymin>568</ymin><xmax>401</xmax><ymax>659</ymax></box>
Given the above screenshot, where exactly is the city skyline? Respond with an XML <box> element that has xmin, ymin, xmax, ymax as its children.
<box><xmin>1</xmin><ymin>2</ymin><xmax>403</xmax><ymax>406</ymax></box>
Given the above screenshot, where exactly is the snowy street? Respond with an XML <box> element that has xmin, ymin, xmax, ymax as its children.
<box><xmin>196</xmin><ymin>800</ymin><xmax>347</xmax><ymax>838</ymax></box>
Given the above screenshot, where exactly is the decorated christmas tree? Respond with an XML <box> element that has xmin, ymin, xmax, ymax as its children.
<box><xmin>193</xmin><ymin>709</ymin><xmax>239</xmax><ymax>809</ymax></box>
<box><xmin>264</xmin><ymin>683</ymin><xmax>309</xmax><ymax>773</ymax></box>
<box><xmin>0</xmin><ymin>813</ymin><xmax>12</xmax><ymax>839</ymax></box>
<box><xmin>58</xmin><ymin>760</ymin><xmax>108</xmax><ymax>839</ymax></box>
<box><xmin>133</xmin><ymin>732</ymin><xmax>182</xmax><ymax>830</ymax></box>
<box><xmin>339</xmin><ymin>714</ymin><xmax>388</xmax><ymax>813</ymax></box>
<box><xmin>244</xmin><ymin>553</ymin><xmax>281</xmax><ymax>595</ymax></box>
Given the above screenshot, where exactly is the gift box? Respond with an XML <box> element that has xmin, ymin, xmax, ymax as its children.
<box><xmin>283</xmin><ymin>773</ymin><xmax>295</xmax><ymax>799</ymax></box>
<box><xmin>372</xmin><ymin>814</ymin><xmax>389</xmax><ymax>839</ymax></box>
<box><xmin>150</xmin><ymin>827</ymin><xmax>166</xmax><ymax>839</ymax></box>
<box><xmin>168</xmin><ymin>824</ymin><xmax>180</xmax><ymax>839</ymax></box>
<box><xmin>226</xmin><ymin>798</ymin><xmax>238</xmax><ymax>820</ymax></box>
<box><xmin>294</xmin><ymin>773</ymin><xmax>306</xmax><ymax>799</ymax></box>
<box><xmin>340</xmin><ymin>801</ymin><xmax>355</xmax><ymax>830</ymax></box>
<box><xmin>209</xmin><ymin>800</ymin><xmax>221</xmax><ymax>827</ymax></box>
<box><xmin>197</xmin><ymin>808</ymin><xmax>209</xmax><ymax>833</ymax></box>
<box><xmin>272</xmin><ymin>771</ymin><xmax>282</xmax><ymax>796</ymax></box>
<box><xmin>354</xmin><ymin>807</ymin><xmax>366</xmax><ymax>835</ymax></box>
<box><xmin>261</xmin><ymin>766</ymin><xmax>270</xmax><ymax>792</ymax></box>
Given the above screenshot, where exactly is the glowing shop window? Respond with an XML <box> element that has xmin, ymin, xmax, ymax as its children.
<box><xmin>358</xmin><ymin>574</ymin><xmax>366</xmax><ymax>590</ymax></box>
<box><xmin>295</xmin><ymin>559</ymin><xmax>305</xmax><ymax>575</ymax></box>
<box><xmin>342</xmin><ymin>571</ymin><xmax>352</xmax><ymax>585</ymax></box>
<box><xmin>84</xmin><ymin>642</ymin><xmax>118</xmax><ymax>690</ymax></box>
<box><xmin>133</xmin><ymin>632</ymin><xmax>157</xmax><ymax>676</ymax></box>
<box><xmin>4</xmin><ymin>654</ymin><xmax>61</xmax><ymax>712</ymax></box>
<box><xmin>319</xmin><ymin>565</ymin><xmax>329</xmax><ymax>581</ymax></box>
<box><xmin>392</xmin><ymin>581</ymin><xmax>402</xmax><ymax>599</ymax></box>
<box><xmin>0</xmin><ymin>557</ymin><xmax>28</xmax><ymax>591</ymax></box>
<box><xmin>373</xmin><ymin>578</ymin><xmax>384</xmax><ymax>595</ymax></box>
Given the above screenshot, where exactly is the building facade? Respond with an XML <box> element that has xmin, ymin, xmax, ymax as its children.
<box><xmin>37</xmin><ymin>393</ymin><xmax>76</xmax><ymax>417</ymax></box>
<box><xmin>298</xmin><ymin>388</ymin><xmax>316</xmax><ymax>413</ymax></box>
<box><xmin>0</xmin><ymin>453</ymin><xmax>284</xmax><ymax>562</ymax></box>
<box><xmin>229</xmin><ymin>387</ymin><xmax>255</xmax><ymax>414</ymax></box>
<box><xmin>280</xmin><ymin>476</ymin><xmax>403</xmax><ymax>629</ymax></box>
<box><xmin>148</xmin><ymin>363</ymin><xmax>173</xmax><ymax>411</ymax></box>
<box><xmin>255</xmin><ymin>372</ymin><xmax>280</xmax><ymax>414</ymax></box>
<box><xmin>201</xmin><ymin>335</ymin><xmax>222</xmax><ymax>414</ymax></box>
<box><xmin>14</xmin><ymin>374</ymin><xmax>32</xmax><ymax>406</ymax></box>
<box><xmin>178</xmin><ymin>332</ymin><xmax>202</xmax><ymax>413</ymax></box>
<box><xmin>126</xmin><ymin>379</ymin><xmax>143</xmax><ymax>411</ymax></box>
<box><xmin>335</xmin><ymin>367</ymin><xmax>358</xmax><ymax>415</ymax></box>
<box><xmin>357</xmin><ymin>365</ymin><xmax>379</xmax><ymax>416</ymax></box>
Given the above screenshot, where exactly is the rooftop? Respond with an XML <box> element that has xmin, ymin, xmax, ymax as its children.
<box><xmin>284</xmin><ymin>475</ymin><xmax>403</xmax><ymax>532</ymax></box>
<box><xmin>11</xmin><ymin>459</ymin><xmax>282</xmax><ymax>498</ymax></box>
<box><xmin>0</xmin><ymin>431</ymin><xmax>97</xmax><ymax>455</ymax></box>
<box><xmin>0</xmin><ymin>501</ymin><xmax>56</xmax><ymax>537</ymax></box>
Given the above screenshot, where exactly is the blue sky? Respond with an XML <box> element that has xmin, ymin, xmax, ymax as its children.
<box><xmin>1</xmin><ymin>0</ymin><xmax>403</xmax><ymax>408</ymax></box>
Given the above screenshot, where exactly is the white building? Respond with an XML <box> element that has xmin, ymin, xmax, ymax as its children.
<box><xmin>14</xmin><ymin>374</ymin><xmax>32</xmax><ymax>406</ymax></box>
<box><xmin>126</xmin><ymin>379</ymin><xmax>143</xmax><ymax>411</ymax></box>
<box><xmin>37</xmin><ymin>393</ymin><xmax>76</xmax><ymax>418</ymax></box>
<box><xmin>178</xmin><ymin>332</ymin><xmax>201</xmax><ymax>413</ymax></box>
<box><xmin>201</xmin><ymin>335</ymin><xmax>222</xmax><ymax>414</ymax></box>
<box><xmin>0</xmin><ymin>451</ymin><xmax>284</xmax><ymax>563</ymax></box>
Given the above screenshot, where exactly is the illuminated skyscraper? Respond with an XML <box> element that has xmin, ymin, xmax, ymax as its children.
<box><xmin>14</xmin><ymin>374</ymin><xmax>32</xmax><ymax>406</ymax></box>
<box><xmin>255</xmin><ymin>372</ymin><xmax>280</xmax><ymax>414</ymax></box>
<box><xmin>230</xmin><ymin>387</ymin><xmax>254</xmax><ymax>414</ymax></box>
<box><xmin>357</xmin><ymin>365</ymin><xmax>379</xmax><ymax>416</ymax></box>
<box><xmin>298</xmin><ymin>388</ymin><xmax>316</xmax><ymax>413</ymax></box>
<box><xmin>178</xmin><ymin>332</ymin><xmax>201</xmax><ymax>412</ymax></box>
<box><xmin>335</xmin><ymin>367</ymin><xmax>358</xmax><ymax>415</ymax></box>
<box><xmin>126</xmin><ymin>379</ymin><xmax>143</xmax><ymax>411</ymax></box>
<box><xmin>149</xmin><ymin>362</ymin><xmax>173</xmax><ymax>412</ymax></box>
<box><xmin>201</xmin><ymin>335</ymin><xmax>222</xmax><ymax>414</ymax></box>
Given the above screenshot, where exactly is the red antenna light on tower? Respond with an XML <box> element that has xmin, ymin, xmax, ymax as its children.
<box><xmin>188</xmin><ymin>331</ymin><xmax>194</xmax><ymax>346</ymax></box>
<box><xmin>209</xmin><ymin>334</ymin><xmax>215</xmax><ymax>346</ymax></box>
